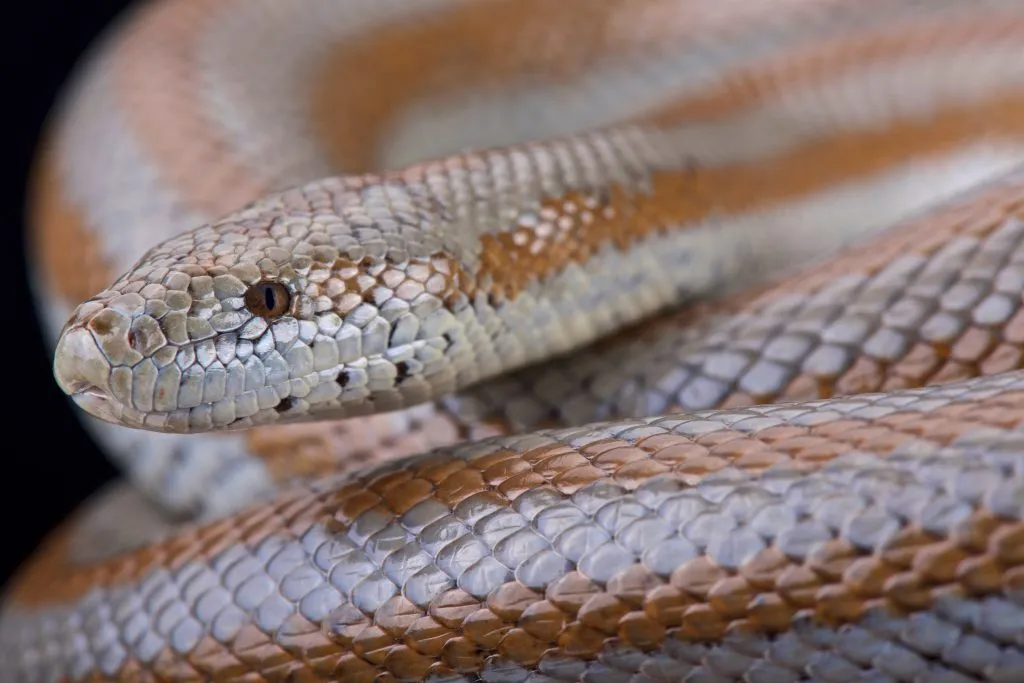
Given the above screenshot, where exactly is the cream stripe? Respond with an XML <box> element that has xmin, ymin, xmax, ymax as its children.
<box><xmin>3</xmin><ymin>373</ymin><xmax>1020</xmax><ymax>680</ymax></box>
<box><xmin>62</xmin><ymin>143</ymin><xmax>1024</xmax><ymax>522</ymax></box>
<box><xmin>196</xmin><ymin>0</ymin><xmax>468</xmax><ymax>185</ymax></box>
<box><xmin>15</xmin><ymin>0</ymin><xmax>1024</xmax><ymax>679</ymax></box>
<box><xmin>487</xmin><ymin>144</ymin><xmax>1024</xmax><ymax>369</ymax></box>
<box><xmin>455</xmin><ymin>161</ymin><xmax>1024</xmax><ymax>431</ymax></box>
<box><xmin>654</xmin><ymin>41</ymin><xmax>1024</xmax><ymax>167</ymax></box>
<box><xmin>54</xmin><ymin>58</ymin><xmax>209</xmax><ymax>304</ymax></box>
<box><xmin>381</xmin><ymin>2</ymin><xmax>1024</xmax><ymax>167</ymax></box>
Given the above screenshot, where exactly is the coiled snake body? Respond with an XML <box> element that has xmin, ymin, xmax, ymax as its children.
<box><xmin>4</xmin><ymin>0</ymin><xmax>1024</xmax><ymax>680</ymax></box>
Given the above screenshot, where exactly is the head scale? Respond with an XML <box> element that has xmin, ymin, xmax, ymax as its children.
<box><xmin>53</xmin><ymin>178</ymin><xmax>472</xmax><ymax>433</ymax></box>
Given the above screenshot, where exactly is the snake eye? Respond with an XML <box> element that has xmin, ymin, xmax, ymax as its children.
<box><xmin>244</xmin><ymin>280</ymin><xmax>291</xmax><ymax>318</ymax></box>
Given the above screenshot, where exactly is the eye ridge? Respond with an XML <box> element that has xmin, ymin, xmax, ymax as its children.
<box><xmin>244</xmin><ymin>280</ymin><xmax>291</xmax><ymax>319</ymax></box>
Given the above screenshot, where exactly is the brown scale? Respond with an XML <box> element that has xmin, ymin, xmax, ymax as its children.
<box><xmin>476</xmin><ymin>187</ymin><xmax>627</xmax><ymax>304</ymax></box>
<box><xmin>16</xmin><ymin>433</ymin><xmax>1023</xmax><ymax>681</ymax></box>
<box><xmin>298</xmin><ymin>101</ymin><xmax>1024</xmax><ymax>469</ymax></box>
<box><xmin>468</xmin><ymin>76</ymin><xmax>1024</xmax><ymax>302</ymax></box>
<box><xmin>43</xmin><ymin>14</ymin><xmax>1023</xmax><ymax>485</ymax></box>
<box><xmin>644</xmin><ymin>175</ymin><xmax>1024</xmax><ymax>411</ymax></box>
<box><xmin>20</xmin><ymin>11</ymin><xmax>1024</xmax><ymax>683</ymax></box>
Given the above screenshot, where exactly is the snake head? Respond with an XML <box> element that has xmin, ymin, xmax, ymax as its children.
<box><xmin>52</xmin><ymin>177</ymin><xmax>474</xmax><ymax>434</ymax></box>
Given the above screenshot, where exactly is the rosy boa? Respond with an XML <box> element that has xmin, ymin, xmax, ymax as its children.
<box><xmin>4</xmin><ymin>0</ymin><xmax>1024</xmax><ymax>681</ymax></box>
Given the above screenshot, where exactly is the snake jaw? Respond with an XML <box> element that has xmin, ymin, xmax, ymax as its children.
<box><xmin>70</xmin><ymin>387</ymin><xmax>122</xmax><ymax>426</ymax></box>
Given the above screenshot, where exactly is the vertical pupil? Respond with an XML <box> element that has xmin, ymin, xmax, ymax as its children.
<box><xmin>263</xmin><ymin>286</ymin><xmax>275</xmax><ymax>311</ymax></box>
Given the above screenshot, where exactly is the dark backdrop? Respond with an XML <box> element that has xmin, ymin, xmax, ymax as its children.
<box><xmin>3</xmin><ymin>1</ymin><xmax>133</xmax><ymax>588</ymax></box>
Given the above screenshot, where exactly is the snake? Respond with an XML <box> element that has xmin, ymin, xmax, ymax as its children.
<box><xmin>4</xmin><ymin>0</ymin><xmax>1024</xmax><ymax>680</ymax></box>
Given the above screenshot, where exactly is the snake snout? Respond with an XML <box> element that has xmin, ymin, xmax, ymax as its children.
<box><xmin>53</xmin><ymin>325</ymin><xmax>121</xmax><ymax>424</ymax></box>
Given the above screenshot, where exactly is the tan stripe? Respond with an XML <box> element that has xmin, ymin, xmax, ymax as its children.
<box><xmin>308</xmin><ymin>0</ymin><xmax>656</xmax><ymax>172</ymax></box>
<box><xmin>28</xmin><ymin>137</ymin><xmax>114</xmax><ymax>305</ymax></box>
<box><xmin>110</xmin><ymin>0</ymin><xmax>268</xmax><ymax>218</ymax></box>
<box><xmin>306</xmin><ymin>0</ymin><xmax>951</xmax><ymax>172</ymax></box>
<box><xmin>109</xmin><ymin>0</ymin><xmax>661</xmax><ymax>220</ymax></box>
<box><xmin>109</xmin><ymin>0</ymin><xmax>663</xmax><ymax>225</ymax></box>
<box><xmin>15</xmin><ymin>383</ymin><xmax>1022</xmax><ymax>681</ymax></box>
<box><xmin>313</xmin><ymin>391</ymin><xmax>1023</xmax><ymax>672</ymax></box>
<box><xmin>573</xmin><ymin>172</ymin><xmax>1024</xmax><ymax>412</ymax></box>
<box><xmin>649</xmin><ymin>14</ymin><xmax>1024</xmax><ymax>124</ymax></box>
<box><xmin>8</xmin><ymin>384</ymin><xmax>1016</xmax><ymax>609</ymax></box>
<box><xmin>473</xmin><ymin>90</ymin><xmax>1024</xmax><ymax>301</ymax></box>
<box><xmin>87</xmin><ymin>0</ymin><xmax>901</xmax><ymax>230</ymax></box>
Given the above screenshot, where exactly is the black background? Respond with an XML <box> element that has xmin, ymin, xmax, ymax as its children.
<box><xmin>4</xmin><ymin>1</ymin><xmax>133</xmax><ymax>588</ymax></box>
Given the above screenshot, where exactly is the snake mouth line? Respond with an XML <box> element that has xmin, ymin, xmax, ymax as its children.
<box><xmin>69</xmin><ymin>386</ymin><xmax>121</xmax><ymax>425</ymax></box>
<box><xmin>72</xmin><ymin>385</ymin><xmax>106</xmax><ymax>400</ymax></box>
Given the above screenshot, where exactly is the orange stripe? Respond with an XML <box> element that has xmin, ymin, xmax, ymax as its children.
<box><xmin>305</xmin><ymin>0</ymin><xmax>869</xmax><ymax>172</ymax></box>
<box><xmin>470</xmin><ymin>90</ymin><xmax>1024</xmax><ymax>301</ymax></box>
<box><xmin>28</xmin><ymin>138</ymin><xmax>115</xmax><ymax>306</ymax></box>
<box><xmin>590</xmin><ymin>175</ymin><xmax>1024</xmax><ymax>410</ymax></box>
<box><xmin>649</xmin><ymin>15</ymin><xmax>1024</xmax><ymax>124</ymax></box>
<box><xmin>110</xmin><ymin>0</ymin><xmax>268</xmax><ymax>218</ymax></box>
<box><xmin>308</xmin><ymin>0</ymin><xmax>659</xmax><ymax>172</ymax></box>
<box><xmin>8</xmin><ymin>386</ymin><xmax>1021</xmax><ymax>681</ymax></box>
<box><xmin>8</xmin><ymin>382</ymin><xmax>1017</xmax><ymax>610</ymax></box>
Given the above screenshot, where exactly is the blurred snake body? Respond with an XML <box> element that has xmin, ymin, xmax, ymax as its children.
<box><xmin>4</xmin><ymin>0</ymin><xmax>1024</xmax><ymax>680</ymax></box>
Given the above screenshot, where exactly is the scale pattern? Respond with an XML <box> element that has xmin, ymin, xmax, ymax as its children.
<box><xmin>445</xmin><ymin>172</ymin><xmax>1024</xmax><ymax>431</ymax></box>
<box><xmin>1</xmin><ymin>374</ymin><xmax>1022</xmax><ymax>681</ymax></box>
<box><xmin>7</xmin><ymin>0</ymin><xmax>1024</xmax><ymax>681</ymax></box>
